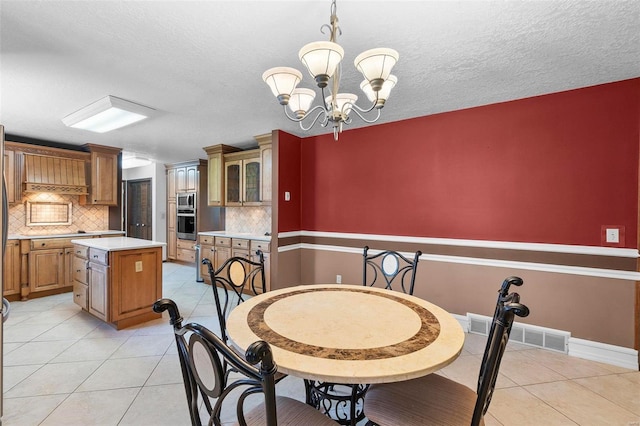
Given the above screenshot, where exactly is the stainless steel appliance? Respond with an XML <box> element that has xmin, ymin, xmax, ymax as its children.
<box><xmin>1</xmin><ymin>124</ymin><xmax>10</xmax><ymax>422</ymax></box>
<box><xmin>177</xmin><ymin>210</ymin><xmax>196</xmax><ymax>240</ymax></box>
<box><xmin>177</xmin><ymin>192</ymin><xmax>196</xmax><ymax>210</ymax></box>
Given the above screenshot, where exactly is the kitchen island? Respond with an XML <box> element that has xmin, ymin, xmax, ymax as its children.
<box><xmin>70</xmin><ymin>237</ymin><xmax>165</xmax><ymax>329</ymax></box>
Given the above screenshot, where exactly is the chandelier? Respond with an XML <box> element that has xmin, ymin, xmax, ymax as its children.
<box><xmin>262</xmin><ymin>0</ymin><xmax>398</xmax><ymax>141</ymax></box>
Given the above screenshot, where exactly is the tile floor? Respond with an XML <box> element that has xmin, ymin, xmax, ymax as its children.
<box><xmin>2</xmin><ymin>262</ymin><xmax>639</xmax><ymax>425</ymax></box>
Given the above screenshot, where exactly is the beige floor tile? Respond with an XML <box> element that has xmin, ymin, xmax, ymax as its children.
<box><xmin>109</xmin><ymin>334</ymin><xmax>173</xmax><ymax>359</ymax></box>
<box><xmin>3</xmin><ymin>364</ymin><xmax>43</xmax><ymax>392</ymax></box>
<box><xmin>498</xmin><ymin>350</ymin><xmax>568</xmax><ymax>385</ymax></box>
<box><xmin>521</xmin><ymin>348</ymin><xmax>625</xmax><ymax>379</ymax></box>
<box><xmin>2</xmin><ymin>394</ymin><xmax>69</xmax><ymax>425</ymax></box>
<box><xmin>21</xmin><ymin>308</ymin><xmax>80</xmax><ymax>325</ymax></box>
<box><xmin>40</xmin><ymin>388</ymin><xmax>140</xmax><ymax>426</ymax></box>
<box><xmin>146</xmin><ymin>354</ymin><xmax>184</xmax><ymax>386</ymax></box>
<box><xmin>3</xmin><ymin>322</ymin><xmax>56</xmax><ymax>343</ymax></box>
<box><xmin>119</xmin><ymin>383</ymin><xmax>192</xmax><ymax>425</ymax></box>
<box><xmin>489</xmin><ymin>386</ymin><xmax>576</xmax><ymax>425</ymax></box>
<box><xmin>51</xmin><ymin>336</ymin><xmax>129</xmax><ymax>363</ymax></box>
<box><xmin>4</xmin><ymin>340</ymin><xmax>76</xmax><ymax>366</ymax></box>
<box><xmin>4</xmin><ymin>360</ymin><xmax>102</xmax><ymax>398</ymax></box>
<box><xmin>574</xmin><ymin>374</ymin><xmax>640</xmax><ymax>416</ymax></box>
<box><xmin>525</xmin><ymin>380</ymin><xmax>639</xmax><ymax>426</ymax></box>
<box><xmin>83</xmin><ymin>322</ymin><xmax>138</xmax><ymax>339</ymax></box>
<box><xmin>77</xmin><ymin>356</ymin><xmax>162</xmax><ymax>392</ymax></box>
<box><xmin>438</xmin><ymin>353</ymin><xmax>517</xmax><ymax>390</ymax></box>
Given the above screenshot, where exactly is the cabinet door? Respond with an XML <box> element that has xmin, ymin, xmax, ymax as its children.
<box><xmin>167</xmin><ymin>200</ymin><xmax>177</xmax><ymax>259</ymax></box>
<box><xmin>29</xmin><ymin>249</ymin><xmax>64</xmax><ymax>292</ymax></box>
<box><xmin>167</xmin><ymin>168</ymin><xmax>176</xmax><ymax>201</ymax></box>
<box><xmin>73</xmin><ymin>281</ymin><xmax>88</xmax><ymax>310</ymax></box>
<box><xmin>88</xmin><ymin>262</ymin><xmax>109</xmax><ymax>321</ymax></box>
<box><xmin>260</xmin><ymin>143</ymin><xmax>272</xmax><ymax>205</ymax></box>
<box><xmin>225</xmin><ymin>160</ymin><xmax>242</xmax><ymax>206</ymax></box>
<box><xmin>251</xmin><ymin>250</ymin><xmax>270</xmax><ymax>293</ymax></box>
<box><xmin>64</xmin><ymin>247</ymin><xmax>74</xmax><ymax>287</ymax></box>
<box><xmin>3</xmin><ymin>149</ymin><xmax>15</xmax><ymax>203</ymax></box>
<box><xmin>3</xmin><ymin>240</ymin><xmax>21</xmax><ymax>296</ymax></box>
<box><xmin>243</xmin><ymin>159</ymin><xmax>261</xmax><ymax>205</ymax></box>
<box><xmin>185</xmin><ymin>165</ymin><xmax>198</xmax><ymax>192</ymax></box>
<box><xmin>207</xmin><ymin>152</ymin><xmax>224</xmax><ymax>206</ymax></box>
<box><xmin>175</xmin><ymin>167</ymin><xmax>186</xmax><ymax>192</ymax></box>
<box><xmin>215</xmin><ymin>246</ymin><xmax>231</xmax><ymax>270</ymax></box>
<box><xmin>200</xmin><ymin>244</ymin><xmax>215</xmax><ymax>281</ymax></box>
<box><xmin>91</xmin><ymin>150</ymin><xmax>118</xmax><ymax>205</ymax></box>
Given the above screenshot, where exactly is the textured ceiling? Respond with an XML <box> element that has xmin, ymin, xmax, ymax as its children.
<box><xmin>1</xmin><ymin>1</ymin><xmax>638</xmax><ymax>163</ymax></box>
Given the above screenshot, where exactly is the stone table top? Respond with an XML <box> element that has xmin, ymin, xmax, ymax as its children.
<box><xmin>226</xmin><ymin>284</ymin><xmax>465</xmax><ymax>384</ymax></box>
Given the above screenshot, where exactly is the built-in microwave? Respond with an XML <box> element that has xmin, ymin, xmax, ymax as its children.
<box><xmin>177</xmin><ymin>192</ymin><xmax>196</xmax><ymax>211</ymax></box>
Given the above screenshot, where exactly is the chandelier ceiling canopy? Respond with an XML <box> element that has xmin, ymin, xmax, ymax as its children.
<box><xmin>262</xmin><ymin>0</ymin><xmax>399</xmax><ymax>141</ymax></box>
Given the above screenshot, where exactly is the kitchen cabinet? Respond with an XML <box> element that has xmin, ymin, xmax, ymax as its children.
<box><xmin>203</xmin><ymin>144</ymin><xmax>241</xmax><ymax>206</ymax></box>
<box><xmin>231</xmin><ymin>238</ymin><xmax>251</xmax><ymax>259</ymax></box>
<box><xmin>29</xmin><ymin>248</ymin><xmax>64</xmax><ymax>293</ymax></box>
<box><xmin>176</xmin><ymin>238</ymin><xmax>196</xmax><ymax>263</ymax></box>
<box><xmin>3</xmin><ymin>239</ymin><xmax>21</xmax><ymax>296</ymax></box>
<box><xmin>72</xmin><ymin>238</ymin><xmax>163</xmax><ymax>329</ymax></box>
<box><xmin>224</xmin><ymin>151</ymin><xmax>261</xmax><ymax>206</ymax></box>
<box><xmin>3</xmin><ymin>148</ymin><xmax>16</xmax><ymax>203</ymax></box>
<box><xmin>199</xmin><ymin>235</ymin><xmax>231</xmax><ymax>284</ymax></box>
<box><xmin>81</xmin><ymin>144</ymin><xmax>121</xmax><ymax>206</ymax></box>
<box><xmin>255</xmin><ymin>133</ymin><xmax>273</xmax><ymax>206</ymax></box>
<box><xmin>72</xmin><ymin>245</ymin><xmax>89</xmax><ymax>310</ymax></box>
<box><xmin>167</xmin><ymin>200</ymin><xmax>177</xmax><ymax>260</ymax></box>
<box><xmin>251</xmin><ymin>239</ymin><xmax>271</xmax><ymax>292</ymax></box>
<box><xmin>167</xmin><ymin>168</ymin><xmax>176</xmax><ymax>201</ymax></box>
<box><xmin>176</xmin><ymin>164</ymin><xmax>198</xmax><ymax>193</ymax></box>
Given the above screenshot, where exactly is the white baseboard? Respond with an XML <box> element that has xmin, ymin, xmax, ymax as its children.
<box><xmin>569</xmin><ymin>337</ymin><xmax>639</xmax><ymax>370</ymax></box>
<box><xmin>452</xmin><ymin>314</ymin><xmax>638</xmax><ymax>371</ymax></box>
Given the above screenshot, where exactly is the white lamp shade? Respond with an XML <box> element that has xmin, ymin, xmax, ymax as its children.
<box><xmin>298</xmin><ymin>41</ymin><xmax>344</xmax><ymax>78</ymax></box>
<box><xmin>262</xmin><ymin>67</ymin><xmax>303</xmax><ymax>98</ymax></box>
<box><xmin>288</xmin><ymin>88</ymin><xmax>316</xmax><ymax>115</ymax></box>
<box><xmin>325</xmin><ymin>93</ymin><xmax>358</xmax><ymax>115</ymax></box>
<box><xmin>360</xmin><ymin>74</ymin><xmax>398</xmax><ymax>102</ymax></box>
<box><xmin>354</xmin><ymin>48</ymin><xmax>399</xmax><ymax>82</ymax></box>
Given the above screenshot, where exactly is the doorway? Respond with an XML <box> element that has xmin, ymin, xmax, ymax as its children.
<box><xmin>126</xmin><ymin>179</ymin><xmax>152</xmax><ymax>240</ymax></box>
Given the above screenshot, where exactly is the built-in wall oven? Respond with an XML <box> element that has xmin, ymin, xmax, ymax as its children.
<box><xmin>177</xmin><ymin>192</ymin><xmax>197</xmax><ymax>240</ymax></box>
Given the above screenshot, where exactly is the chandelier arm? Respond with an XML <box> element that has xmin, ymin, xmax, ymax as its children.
<box><xmin>298</xmin><ymin>108</ymin><xmax>329</xmax><ymax>131</ymax></box>
<box><xmin>346</xmin><ymin>106</ymin><xmax>382</xmax><ymax>124</ymax></box>
<box><xmin>349</xmin><ymin>99</ymin><xmax>377</xmax><ymax>115</ymax></box>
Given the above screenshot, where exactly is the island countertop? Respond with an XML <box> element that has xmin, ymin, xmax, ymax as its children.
<box><xmin>70</xmin><ymin>236</ymin><xmax>166</xmax><ymax>251</ymax></box>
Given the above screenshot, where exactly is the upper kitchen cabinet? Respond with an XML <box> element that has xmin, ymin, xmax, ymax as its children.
<box><xmin>3</xmin><ymin>146</ymin><xmax>16</xmax><ymax>203</ymax></box>
<box><xmin>80</xmin><ymin>144</ymin><xmax>121</xmax><ymax>206</ymax></box>
<box><xmin>255</xmin><ymin>133</ymin><xmax>273</xmax><ymax>205</ymax></box>
<box><xmin>202</xmin><ymin>144</ymin><xmax>241</xmax><ymax>206</ymax></box>
<box><xmin>224</xmin><ymin>150</ymin><xmax>261</xmax><ymax>207</ymax></box>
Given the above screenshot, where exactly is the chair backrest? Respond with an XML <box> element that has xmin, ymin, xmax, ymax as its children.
<box><xmin>472</xmin><ymin>291</ymin><xmax>530</xmax><ymax>426</ymax></box>
<box><xmin>153</xmin><ymin>298</ymin><xmax>278</xmax><ymax>426</ymax></box>
<box><xmin>362</xmin><ymin>245</ymin><xmax>422</xmax><ymax>294</ymax></box>
<box><xmin>202</xmin><ymin>251</ymin><xmax>266</xmax><ymax>343</ymax></box>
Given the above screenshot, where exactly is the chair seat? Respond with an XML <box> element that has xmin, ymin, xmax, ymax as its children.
<box><xmin>364</xmin><ymin>374</ymin><xmax>484</xmax><ymax>426</ymax></box>
<box><xmin>241</xmin><ymin>396</ymin><xmax>337</xmax><ymax>425</ymax></box>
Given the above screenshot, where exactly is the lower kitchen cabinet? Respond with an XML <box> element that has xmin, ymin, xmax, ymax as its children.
<box><xmin>29</xmin><ymin>248</ymin><xmax>65</xmax><ymax>293</ymax></box>
<box><xmin>3</xmin><ymin>239</ymin><xmax>21</xmax><ymax>297</ymax></box>
<box><xmin>72</xmin><ymin>239</ymin><xmax>163</xmax><ymax>329</ymax></box>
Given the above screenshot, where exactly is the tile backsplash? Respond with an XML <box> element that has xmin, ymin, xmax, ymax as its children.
<box><xmin>8</xmin><ymin>193</ymin><xmax>109</xmax><ymax>235</ymax></box>
<box><xmin>225</xmin><ymin>206</ymin><xmax>272</xmax><ymax>235</ymax></box>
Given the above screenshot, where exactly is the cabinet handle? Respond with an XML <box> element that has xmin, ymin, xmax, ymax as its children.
<box><xmin>93</xmin><ymin>255</ymin><xmax>99</xmax><ymax>258</ymax></box>
<box><xmin>41</xmin><ymin>243</ymin><xmax>45</xmax><ymax>246</ymax></box>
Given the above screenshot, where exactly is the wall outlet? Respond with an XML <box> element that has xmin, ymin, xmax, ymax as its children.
<box><xmin>336</xmin><ymin>274</ymin><xmax>342</xmax><ymax>284</ymax></box>
<box><xmin>135</xmin><ymin>261</ymin><xmax>143</xmax><ymax>272</ymax></box>
<box><xmin>601</xmin><ymin>225</ymin><xmax>625</xmax><ymax>247</ymax></box>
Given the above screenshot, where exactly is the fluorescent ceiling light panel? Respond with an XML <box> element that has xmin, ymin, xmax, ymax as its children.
<box><xmin>62</xmin><ymin>95</ymin><xmax>155</xmax><ymax>133</ymax></box>
<box><xmin>122</xmin><ymin>151</ymin><xmax>152</xmax><ymax>169</ymax></box>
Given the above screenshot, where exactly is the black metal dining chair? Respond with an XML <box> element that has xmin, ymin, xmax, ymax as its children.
<box><xmin>202</xmin><ymin>252</ymin><xmax>266</xmax><ymax>345</ymax></box>
<box><xmin>362</xmin><ymin>245</ymin><xmax>422</xmax><ymax>295</ymax></box>
<box><xmin>363</xmin><ymin>278</ymin><xmax>530</xmax><ymax>426</ymax></box>
<box><xmin>153</xmin><ymin>298</ymin><xmax>336</xmax><ymax>426</ymax></box>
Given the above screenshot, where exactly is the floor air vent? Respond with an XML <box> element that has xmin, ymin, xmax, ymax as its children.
<box><xmin>467</xmin><ymin>313</ymin><xmax>569</xmax><ymax>353</ymax></box>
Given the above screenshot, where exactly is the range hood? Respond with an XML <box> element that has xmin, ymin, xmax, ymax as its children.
<box><xmin>23</xmin><ymin>153</ymin><xmax>88</xmax><ymax>195</ymax></box>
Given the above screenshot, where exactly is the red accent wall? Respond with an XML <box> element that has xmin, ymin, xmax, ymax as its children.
<box><xmin>277</xmin><ymin>130</ymin><xmax>302</xmax><ymax>232</ymax></box>
<box><xmin>298</xmin><ymin>78</ymin><xmax>640</xmax><ymax>247</ymax></box>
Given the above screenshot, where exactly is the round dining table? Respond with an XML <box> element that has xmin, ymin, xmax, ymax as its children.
<box><xmin>226</xmin><ymin>284</ymin><xmax>465</xmax><ymax>424</ymax></box>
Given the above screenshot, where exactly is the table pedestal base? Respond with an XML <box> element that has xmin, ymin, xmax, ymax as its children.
<box><xmin>304</xmin><ymin>380</ymin><xmax>369</xmax><ymax>426</ymax></box>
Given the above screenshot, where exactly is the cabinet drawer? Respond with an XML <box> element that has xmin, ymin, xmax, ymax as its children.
<box><xmin>200</xmin><ymin>235</ymin><xmax>214</xmax><ymax>245</ymax></box>
<box><xmin>73</xmin><ymin>245</ymin><xmax>89</xmax><ymax>259</ymax></box>
<box><xmin>88</xmin><ymin>248</ymin><xmax>109</xmax><ymax>265</ymax></box>
<box><xmin>31</xmin><ymin>237</ymin><xmax>92</xmax><ymax>250</ymax></box>
<box><xmin>251</xmin><ymin>240</ymin><xmax>270</xmax><ymax>253</ymax></box>
<box><xmin>73</xmin><ymin>281</ymin><xmax>88</xmax><ymax>310</ymax></box>
<box><xmin>215</xmin><ymin>237</ymin><xmax>231</xmax><ymax>247</ymax></box>
<box><xmin>232</xmin><ymin>238</ymin><xmax>250</xmax><ymax>250</ymax></box>
<box><xmin>177</xmin><ymin>248</ymin><xmax>196</xmax><ymax>263</ymax></box>
<box><xmin>177</xmin><ymin>239</ymin><xmax>195</xmax><ymax>250</ymax></box>
<box><xmin>73</xmin><ymin>257</ymin><xmax>88</xmax><ymax>284</ymax></box>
